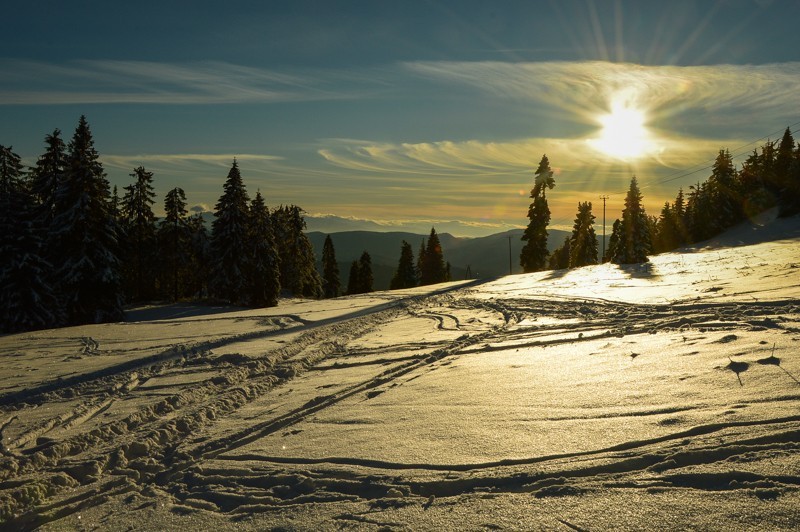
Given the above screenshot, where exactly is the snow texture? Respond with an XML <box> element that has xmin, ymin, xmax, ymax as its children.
<box><xmin>0</xmin><ymin>211</ymin><xmax>799</xmax><ymax>530</ymax></box>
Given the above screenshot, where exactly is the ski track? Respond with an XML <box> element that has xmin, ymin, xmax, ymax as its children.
<box><xmin>1</xmin><ymin>283</ymin><xmax>799</xmax><ymax>529</ymax></box>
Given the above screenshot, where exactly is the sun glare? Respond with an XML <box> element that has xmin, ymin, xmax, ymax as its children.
<box><xmin>590</xmin><ymin>101</ymin><xmax>652</xmax><ymax>160</ymax></box>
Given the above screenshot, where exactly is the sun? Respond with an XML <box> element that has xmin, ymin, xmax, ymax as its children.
<box><xmin>590</xmin><ymin>100</ymin><xmax>653</xmax><ymax>160</ymax></box>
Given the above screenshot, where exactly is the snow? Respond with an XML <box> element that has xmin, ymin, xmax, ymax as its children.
<box><xmin>0</xmin><ymin>212</ymin><xmax>799</xmax><ymax>530</ymax></box>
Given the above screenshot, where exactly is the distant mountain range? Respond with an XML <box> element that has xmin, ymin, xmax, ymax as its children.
<box><xmin>308</xmin><ymin>228</ymin><xmax>576</xmax><ymax>290</ymax></box>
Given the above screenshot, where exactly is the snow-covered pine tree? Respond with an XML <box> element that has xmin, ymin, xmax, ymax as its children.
<box><xmin>120</xmin><ymin>166</ymin><xmax>157</xmax><ymax>301</ymax></box>
<box><xmin>272</xmin><ymin>205</ymin><xmax>322</xmax><ymax>298</ymax></box>
<box><xmin>0</xmin><ymin>145</ymin><xmax>61</xmax><ymax>332</ymax></box>
<box><xmin>521</xmin><ymin>154</ymin><xmax>555</xmax><ymax>272</ymax></box>
<box><xmin>51</xmin><ymin>116</ymin><xmax>124</xmax><ymax>324</ymax></box>
<box><xmin>390</xmin><ymin>240</ymin><xmax>417</xmax><ymax>289</ymax></box>
<box><xmin>158</xmin><ymin>187</ymin><xmax>190</xmax><ymax>301</ymax></box>
<box><xmin>247</xmin><ymin>191</ymin><xmax>281</xmax><ymax>307</ymax></box>
<box><xmin>612</xmin><ymin>176</ymin><xmax>652</xmax><ymax>264</ymax></box>
<box><xmin>321</xmin><ymin>234</ymin><xmax>340</xmax><ymax>298</ymax></box>
<box><xmin>568</xmin><ymin>201</ymin><xmax>598</xmax><ymax>268</ymax></box>
<box><xmin>420</xmin><ymin>227</ymin><xmax>446</xmax><ymax>285</ymax></box>
<box><xmin>210</xmin><ymin>160</ymin><xmax>251</xmax><ymax>304</ymax></box>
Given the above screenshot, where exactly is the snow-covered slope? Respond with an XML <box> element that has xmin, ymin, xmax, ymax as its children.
<box><xmin>1</xmin><ymin>213</ymin><xmax>798</xmax><ymax>530</ymax></box>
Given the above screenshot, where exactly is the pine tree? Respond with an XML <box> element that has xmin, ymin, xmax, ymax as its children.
<box><xmin>28</xmin><ymin>129</ymin><xmax>66</xmax><ymax>228</ymax></box>
<box><xmin>548</xmin><ymin>236</ymin><xmax>570</xmax><ymax>270</ymax></box>
<box><xmin>120</xmin><ymin>166</ymin><xmax>157</xmax><ymax>301</ymax></box>
<box><xmin>346</xmin><ymin>260</ymin><xmax>361</xmax><ymax>295</ymax></box>
<box><xmin>416</xmin><ymin>239</ymin><xmax>427</xmax><ymax>283</ymax></box>
<box><xmin>321</xmin><ymin>234</ymin><xmax>340</xmax><ymax>298</ymax></box>
<box><xmin>158</xmin><ymin>187</ymin><xmax>190</xmax><ymax>301</ymax></box>
<box><xmin>357</xmin><ymin>251</ymin><xmax>374</xmax><ymax>293</ymax></box>
<box><xmin>612</xmin><ymin>176</ymin><xmax>652</xmax><ymax>264</ymax></box>
<box><xmin>0</xmin><ymin>145</ymin><xmax>61</xmax><ymax>332</ymax></box>
<box><xmin>521</xmin><ymin>155</ymin><xmax>555</xmax><ymax>272</ymax></box>
<box><xmin>187</xmin><ymin>212</ymin><xmax>210</xmax><ymax>298</ymax></box>
<box><xmin>51</xmin><ymin>116</ymin><xmax>124</xmax><ymax>324</ymax></box>
<box><xmin>419</xmin><ymin>227</ymin><xmax>446</xmax><ymax>285</ymax></box>
<box><xmin>568</xmin><ymin>201</ymin><xmax>598</xmax><ymax>268</ymax></box>
<box><xmin>605</xmin><ymin>219</ymin><xmax>621</xmax><ymax>263</ymax></box>
<box><xmin>707</xmin><ymin>149</ymin><xmax>741</xmax><ymax>232</ymax></box>
<box><xmin>776</xmin><ymin>127</ymin><xmax>800</xmax><ymax>217</ymax></box>
<box><xmin>246</xmin><ymin>191</ymin><xmax>281</xmax><ymax>307</ymax></box>
<box><xmin>390</xmin><ymin>240</ymin><xmax>417</xmax><ymax>289</ymax></box>
<box><xmin>272</xmin><ymin>205</ymin><xmax>322</xmax><ymax>298</ymax></box>
<box><xmin>210</xmin><ymin>160</ymin><xmax>251</xmax><ymax>304</ymax></box>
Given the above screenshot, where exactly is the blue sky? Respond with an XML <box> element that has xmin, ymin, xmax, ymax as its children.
<box><xmin>2</xmin><ymin>0</ymin><xmax>800</xmax><ymax>236</ymax></box>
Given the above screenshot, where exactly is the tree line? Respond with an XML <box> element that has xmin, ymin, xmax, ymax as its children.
<box><xmin>520</xmin><ymin>127</ymin><xmax>800</xmax><ymax>272</ymax></box>
<box><xmin>0</xmin><ymin>116</ymin><xmax>321</xmax><ymax>333</ymax></box>
<box><xmin>320</xmin><ymin>226</ymin><xmax>452</xmax><ymax>297</ymax></box>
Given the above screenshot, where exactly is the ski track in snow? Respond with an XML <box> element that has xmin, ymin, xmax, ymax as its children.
<box><xmin>1</xmin><ymin>216</ymin><xmax>800</xmax><ymax>530</ymax></box>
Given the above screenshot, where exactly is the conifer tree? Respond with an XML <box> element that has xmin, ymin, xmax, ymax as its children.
<box><xmin>51</xmin><ymin>116</ymin><xmax>124</xmax><ymax>324</ymax></box>
<box><xmin>28</xmin><ymin>129</ymin><xmax>66</xmax><ymax>228</ymax></box>
<box><xmin>776</xmin><ymin>127</ymin><xmax>800</xmax><ymax>216</ymax></box>
<box><xmin>548</xmin><ymin>236</ymin><xmax>570</xmax><ymax>270</ymax></box>
<box><xmin>416</xmin><ymin>239</ymin><xmax>427</xmax><ymax>282</ymax></box>
<box><xmin>521</xmin><ymin>155</ymin><xmax>555</xmax><ymax>272</ymax></box>
<box><xmin>346</xmin><ymin>260</ymin><xmax>361</xmax><ymax>295</ymax></box>
<box><xmin>272</xmin><ymin>205</ymin><xmax>322</xmax><ymax>298</ymax></box>
<box><xmin>390</xmin><ymin>240</ymin><xmax>417</xmax><ymax>289</ymax></box>
<box><xmin>357</xmin><ymin>251</ymin><xmax>374</xmax><ymax>293</ymax></box>
<box><xmin>210</xmin><ymin>160</ymin><xmax>251</xmax><ymax>304</ymax></box>
<box><xmin>707</xmin><ymin>149</ymin><xmax>741</xmax><ymax>232</ymax></box>
<box><xmin>321</xmin><ymin>234</ymin><xmax>341</xmax><ymax>298</ymax></box>
<box><xmin>247</xmin><ymin>191</ymin><xmax>281</xmax><ymax>307</ymax></box>
<box><xmin>568</xmin><ymin>201</ymin><xmax>598</xmax><ymax>268</ymax></box>
<box><xmin>120</xmin><ymin>166</ymin><xmax>157</xmax><ymax>301</ymax></box>
<box><xmin>605</xmin><ymin>219</ymin><xmax>621</xmax><ymax>263</ymax></box>
<box><xmin>158</xmin><ymin>187</ymin><xmax>190</xmax><ymax>301</ymax></box>
<box><xmin>612</xmin><ymin>176</ymin><xmax>651</xmax><ymax>264</ymax></box>
<box><xmin>187</xmin><ymin>212</ymin><xmax>210</xmax><ymax>298</ymax></box>
<box><xmin>0</xmin><ymin>145</ymin><xmax>61</xmax><ymax>332</ymax></box>
<box><xmin>419</xmin><ymin>227</ymin><xmax>446</xmax><ymax>285</ymax></box>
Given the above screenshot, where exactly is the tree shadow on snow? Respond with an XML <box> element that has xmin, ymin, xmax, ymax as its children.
<box><xmin>615</xmin><ymin>262</ymin><xmax>661</xmax><ymax>280</ymax></box>
<box><xmin>125</xmin><ymin>303</ymin><xmax>248</xmax><ymax>323</ymax></box>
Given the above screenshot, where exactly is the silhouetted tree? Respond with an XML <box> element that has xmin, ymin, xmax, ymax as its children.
<box><xmin>346</xmin><ymin>260</ymin><xmax>360</xmax><ymax>296</ymax></box>
<box><xmin>272</xmin><ymin>204</ymin><xmax>322</xmax><ymax>298</ymax></box>
<box><xmin>521</xmin><ymin>154</ymin><xmax>555</xmax><ymax>272</ymax></box>
<box><xmin>776</xmin><ymin>127</ymin><xmax>800</xmax><ymax>217</ymax></box>
<box><xmin>357</xmin><ymin>251</ymin><xmax>374</xmax><ymax>293</ymax></box>
<box><xmin>28</xmin><ymin>129</ymin><xmax>66</xmax><ymax>229</ymax></box>
<box><xmin>568</xmin><ymin>201</ymin><xmax>597</xmax><ymax>267</ymax></box>
<box><xmin>548</xmin><ymin>236</ymin><xmax>570</xmax><ymax>270</ymax></box>
<box><xmin>158</xmin><ymin>187</ymin><xmax>190</xmax><ymax>301</ymax></box>
<box><xmin>321</xmin><ymin>234</ymin><xmax>341</xmax><ymax>298</ymax></box>
<box><xmin>210</xmin><ymin>160</ymin><xmax>251</xmax><ymax>304</ymax></box>
<box><xmin>187</xmin><ymin>212</ymin><xmax>210</xmax><ymax>298</ymax></box>
<box><xmin>390</xmin><ymin>240</ymin><xmax>417</xmax><ymax>289</ymax></box>
<box><xmin>51</xmin><ymin>116</ymin><xmax>124</xmax><ymax>324</ymax></box>
<box><xmin>0</xmin><ymin>145</ymin><xmax>61</xmax><ymax>332</ymax></box>
<box><xmin>120</xmin><ymin>166</ymin><xmax>157</xmax><ymax>301</ymax></box>
<box><xmin>419</xmin><ymin>227</ymin><xmax>447</xmax><ymax>285</ymax></box>
<box><xmin>612</xmin><ymin>176</ymin><xmax>651</xmax><ymax>264</ymax></box>
<box><xmin>707</xmin><ymin>149</ymin><xmax>741</xmax><ymax>232</ymax></box>
<box><xmin>605</xmin><ymin>218</ymin><xmax>621</xmax><ymax>262</ymax></box>
<box><xmin>247</xmin><ymin>191</ymin><xmax>280</xmax><ymax>307</ymax></box>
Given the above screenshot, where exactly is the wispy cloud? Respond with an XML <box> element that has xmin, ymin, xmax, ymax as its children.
<box><xmin>0</xmin><ymin>60</ymin><xmax>376</xmax><ymax>105</ymax></box>
<box><xmin>404</xmin><ymin>60</ymin><xmax>800</xmax><ymax>127</ymax></box>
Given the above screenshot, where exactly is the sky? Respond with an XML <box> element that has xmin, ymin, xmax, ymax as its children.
<box><xmin>2</xmin><ymin>0</ymin><xmax>800</xmax><ymax>237</ymax></box>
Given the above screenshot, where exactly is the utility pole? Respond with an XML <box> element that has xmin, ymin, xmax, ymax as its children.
<box><xmin>507</xmin><ymin>236</ymin><xmax>513</xmax><ymax>275</ymax></box>
<box><xmin>599</xmin><ymin>194</ymin><xmax>609</xmax><ymax>262</ymax></box>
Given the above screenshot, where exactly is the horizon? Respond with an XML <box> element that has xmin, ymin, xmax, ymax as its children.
<box><xmin>3</xmin><ymin>1</ymin><xmax>800</xmax><ymax>237</ymax></box>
